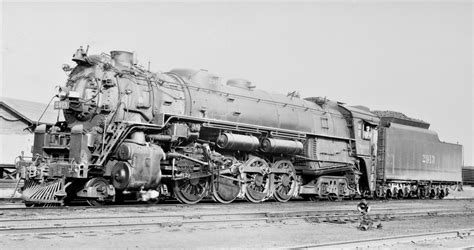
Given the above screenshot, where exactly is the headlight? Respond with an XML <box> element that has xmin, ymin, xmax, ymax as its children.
<box><xmin>68</xmin><ymin>91</ymin><xmax>80</xmax><ymax>99</ymax></box>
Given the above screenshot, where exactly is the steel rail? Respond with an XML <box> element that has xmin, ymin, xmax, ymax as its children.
<box><xmin>0</xmin><ymin>197</ymin><xmax>473</xmax><ymax>211</ymax></box>
<box><xmin>295</xmin><ymin>228</ymin><xmax>474</xmax><ymax>249</ymax></box>
<box><xmin>0</xmin><ymin>206</ymin><xmax>468</xmax><ymax>223</ymax></box>
<box><xmin>0</xmin><ymin>207</ymin><xmax>390</xmax><ymax>223</ymax></box>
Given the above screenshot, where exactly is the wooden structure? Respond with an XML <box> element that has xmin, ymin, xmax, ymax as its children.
<box><xmin>0</xmin><ymin>97</ymin><xmax>61</xmax><ymax>179</ymax></box>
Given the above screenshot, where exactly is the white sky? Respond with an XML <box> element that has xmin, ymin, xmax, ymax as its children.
<box><xmin>1</xmin><ymin>1</ymin><xmax>473</xmax><ymax>165</ymax></box>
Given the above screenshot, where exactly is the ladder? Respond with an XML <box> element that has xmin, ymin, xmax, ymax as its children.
<box><xmin>91</xmin><ymin>122</ymin><xmax>128</xmax><ymax>167</ymax></box>
<box><xmin>376</xmin><ymin>128</ymin><xmax>386</xmax><ymax>181</ymax></box>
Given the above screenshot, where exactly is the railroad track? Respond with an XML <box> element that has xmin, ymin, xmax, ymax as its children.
<box><xmin>0</xmin><ymin>205</ymin><xmax>472</xmax><ymax>236</ymax></box>
<box><xmin>0</xmin><ymin>199</ymin><xmax>472</xmax><ymax>221</ymax></box>
<box><xmin>297</xmin><ymin>228</ymin><xmax>474</xmax><ymax>249</ymax></box>
<box><xmin>1</xmin><ymin>197</ymin><xmax>472</xmax><ymax>211</ymax></box>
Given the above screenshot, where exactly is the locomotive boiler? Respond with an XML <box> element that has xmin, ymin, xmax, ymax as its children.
<box><xmin>15</xmin><ymin>47</ymin><xmax>461</xmax><ymax>206</ymax></box>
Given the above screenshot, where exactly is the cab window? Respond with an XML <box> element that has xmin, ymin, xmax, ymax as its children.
<box><xmin>362</xmin><ymin>124</ymin><xmax>372</xmax><ymax>140</ymax></box>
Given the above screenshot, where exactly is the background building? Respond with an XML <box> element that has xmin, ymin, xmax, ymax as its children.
<box><xmin>463</xmin><ymin>166</ymin><xmax>474</xmax><ymax>186</ymax></box>
<box><xmin>0</xmin><ymin>97</ymin><xmax>61</xmax><ymax>178</ymax></box>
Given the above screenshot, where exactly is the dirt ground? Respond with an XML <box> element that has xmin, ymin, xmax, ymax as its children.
<box><xmin>1</xmin><ymin>186</ymin><xmax>473</xmax><ymax>249</ymax></box>
<box><xmin>1</xmin><ymin>213</ymin><xmax>473</xmax><ymax>249</ymax></box>
<box><xmin>445</xmin><ymin>185</ymin><xmax>474</xmax><ymax>199</ymax></box>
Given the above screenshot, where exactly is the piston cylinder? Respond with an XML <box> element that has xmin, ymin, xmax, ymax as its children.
<box><xmin>216</xmin><ymin>133</ymin><xmax>260</xmax><ymax>151</ymax></box>
<box><xmin>260</xmin><ymin>138</ymin><xmax>304</xmax><ymax>155</ymax></box>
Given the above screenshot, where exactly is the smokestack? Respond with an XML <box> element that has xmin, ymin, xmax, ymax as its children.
<box><xmin>110</xmin><ymin>50</ymin><xmax>134</xmax><ymax>69</ymax></box>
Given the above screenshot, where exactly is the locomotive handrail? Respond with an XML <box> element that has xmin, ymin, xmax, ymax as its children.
<box><xmin>165</xmin><ymin>72</ymin><xmax>193</xmax><ymax>116</ymax></box>
<box><xmin>202</xmin><ymin>123</ymin><xmax>265</xmax><ymax>136</ymax></box>
<box><xmin>183</xmin><ymin>84</ymin><xmax>347</xmax><ymax>118</ymax></box>
<box><xmin>92</xmin><ymin>121</ymin><xmax>167</xmax><ymax>167</ymax></box>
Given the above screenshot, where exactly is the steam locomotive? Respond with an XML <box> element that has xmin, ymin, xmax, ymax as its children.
<box><xmin>15</xmin><ymin>47</ymin><xmax>463</xmax><ymax>206</ymax></box>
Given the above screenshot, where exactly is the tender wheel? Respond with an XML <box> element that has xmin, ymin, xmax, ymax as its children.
<box><xmin>418</xmin><ymin>188</ymin><xmax>427</xmax><ymax>199</ymax></box>
<box><xmin>393</xmin><ymin>188</ymin><xmax>399</xmax><ymax>199</ymax></box>
<box><xmin>242</xmin><ymin>157</ymin><xmax>270</xmax><ymax>203</ymax></box>
<box><xmin>212</xmin><ymin>175</ymin><xmax>241</xmax><ymax>204</ymax></box>
<box><xmin>173</xmin><ymin>177</ymin><xmax>209</xmax><ymax>204</ymax></box>
<box><xmin>397</xmin><ymin>189</ymin><xmax>404</xmax><ymax>199</ymax></box>
<box><xmin>438</xmin><ymin>189</ymin><xmax>445</xmax><ymax>199</ymax></box>
<box><xmin>385</xmin><ymin>189</ymin><xmax>392</xmax><ymax>199</ymax></box>
<box><xmin>85</xmin><ymin>177</ymin><xmax>111</xmax><ymax>206</ymax></box>
<box><xmin>271</xmin><ymin>160</ymin><xmax>297</xmax><ymax>203</ymax></box>
<box><xmin>429</xmin><ymin>189</ymin><xmax>436</xmax><ymax>199</ymax></box>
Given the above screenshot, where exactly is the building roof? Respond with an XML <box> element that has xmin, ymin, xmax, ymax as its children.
<box><xmin>0</xmin><ymin>97</ymin><xmax>62</xmax><ymax>126</ymax></box>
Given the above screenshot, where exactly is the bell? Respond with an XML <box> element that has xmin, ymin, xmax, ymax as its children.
<box><xmin>72</xmin><ymin>46</ymin><xmax>88</xmax><ymax>64</ymax></box>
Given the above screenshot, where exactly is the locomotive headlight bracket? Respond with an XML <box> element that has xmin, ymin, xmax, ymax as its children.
<box><xmin>56</xmin><ymin>86</ymin><xmax>69</xmax><ymax>99</ymax></box>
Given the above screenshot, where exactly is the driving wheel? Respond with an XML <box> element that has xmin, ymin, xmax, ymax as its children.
<box><xmin>242</xmin><ymin>157</ymin><xmax>270</xmax><ymax>203</ymax></box>
<box><xmin>271</xmin><ymin>160</ymin><xmax>297</xmax><ymax>202</ymax></box>
<box><xmin>173</xmin><ymin>177</ymin><xmax>209</xmax><ymax>204</ymax></box>
<box><xmin>212</xmin><ymin>175</ymin><xmax>241</xmax><ymax>204</ymax></box>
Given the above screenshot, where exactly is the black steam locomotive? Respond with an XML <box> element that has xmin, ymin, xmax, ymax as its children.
<box><xmin>15</xmin><ymin>47</ymin><xmax>463</xmax><ymax>206</ymax></box>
